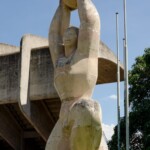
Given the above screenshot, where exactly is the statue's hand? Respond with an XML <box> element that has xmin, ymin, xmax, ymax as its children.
<box><xmin>62</xmin><ymin>0</ymin><xmax>77</xmax><ymax>10</ymax></box>
<box><xmin>59</xmin><ymin>0</ymin><xmax>72</xmax><ymax>10</ymax></box>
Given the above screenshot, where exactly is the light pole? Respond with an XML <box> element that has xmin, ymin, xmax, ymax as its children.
<box><xmin>123</xmin><ymin>0</ymin><xmax>129</xmax><ymax>149</ymax></box>
<box><xmin>116</xmin><ymin>12</ymin><xmax>120</xmax><ymax>150</ymax></box>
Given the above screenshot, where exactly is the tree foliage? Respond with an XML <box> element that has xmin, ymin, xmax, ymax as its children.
<box><xmin>108</xmin><ymin>48</ymin><xmax>150</xmax><ymax>149</ymax></box>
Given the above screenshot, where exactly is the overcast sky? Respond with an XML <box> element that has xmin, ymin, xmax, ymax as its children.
<box><xmin>1</xmin><ymin>0</ymin><xmax>150</xmax><ymax>140</ymax></box>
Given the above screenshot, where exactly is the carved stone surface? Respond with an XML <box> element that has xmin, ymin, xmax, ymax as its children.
<box><xmin>46</xmin><ymin>0</ymin><xmax>108</xmax><ymax>149</ymax></box>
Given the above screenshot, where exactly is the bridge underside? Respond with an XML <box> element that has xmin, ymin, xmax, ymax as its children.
<box><xmin>0</xmin><ymin>34</ymin><xmax>124</xmax><ymax>150</ymax></box>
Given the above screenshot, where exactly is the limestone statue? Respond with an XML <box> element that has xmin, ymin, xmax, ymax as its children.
<box><xmin>46</xmin><ymin>0</ymin><xmax>106</xmax><ymax>149</ymax></box>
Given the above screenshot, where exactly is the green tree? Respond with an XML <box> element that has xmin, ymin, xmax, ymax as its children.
<box><xmin>108</xmin><ymin>48</ymin><xmax>150</xmax><ymax>150</ymax></box>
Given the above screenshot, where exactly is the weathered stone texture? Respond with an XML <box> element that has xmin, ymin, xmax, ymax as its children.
<box><xmin>0</xmin><ymin>53</ymin><xmax>20</xmax><ymax>103</ymax></box>
<box><xmin>0</xmin><ymin>45</ymin><xmax>58</xmax><ymax>104</ymax></box>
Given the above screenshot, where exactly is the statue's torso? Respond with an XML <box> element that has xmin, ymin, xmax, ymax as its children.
<box><xmin>54</xmin><ymin>51</ymin><xmax>98</xmax><ymax>100</ymax></box>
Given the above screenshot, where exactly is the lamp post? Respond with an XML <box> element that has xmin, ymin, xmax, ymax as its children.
<box><xmin>116</xmin><ymin>12</ymin><xmax>120</xmax><ymax>150</ymax></box>
<box><xmin>123</xmin><ymin>0</ymin><xmax>129</xmax><ymax>149</ymax></box>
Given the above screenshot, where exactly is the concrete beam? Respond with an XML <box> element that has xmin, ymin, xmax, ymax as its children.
<box><xmin>0</xmin><ymin>105</ymin><xmax>22</xmax><ymax>150</ymax></box>
<box><xmin>0</xmin><ymin>44</ymin><xmax>20</xmax><ymax>104</ymax></box>
<box><xmin>0</xmin><ymin>43</ymin><xmax>19</xmax><ymax>56</ymax></box>
<box><xmin>20</xmin><ymin>101</ymin><xmax>53</xmax><ymax>141</ymax></box>
<box><xmin>98</xmin><ymin>41</ymin><xmax>124</xmax><ymax>84</ymax></box>
<box><xmin>19</xmin><ymin>35</ymin><xmax>54</xmax><ymax>141</ymax></box>
<box><xmin>23</xmin><ymin>131</ymin><xmax>40</xmax><ymax>139</ymax></box>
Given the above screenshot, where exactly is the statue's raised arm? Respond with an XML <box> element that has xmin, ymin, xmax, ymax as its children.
<box><xmin>46</xmin><ymin>1</ymin><xmax>107</xmax><ymax>150</ymax></box>
<box><xmin>49</xmin><ymin>1</ymin><xmax>70</xmax><ymax>67</ymax></box>
<box><xmin>77</xmin><ymin>0</ymin><xmax>100</xmax><ymax>57</ymax></box>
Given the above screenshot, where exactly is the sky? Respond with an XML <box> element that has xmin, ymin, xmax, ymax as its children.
<box><xmin>0</xmin><ymin>0</ymin><xmax>150</xmax><ymax>141</ymax></box>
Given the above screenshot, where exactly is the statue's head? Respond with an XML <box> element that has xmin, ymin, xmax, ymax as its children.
<box><xmin>63</xmin><ymin>26</ymin><xmax>79</xmax><ymax>49</ymax></box>
<box><xmin>63</xmin><ymin>0</ymin><xmax>77</xmax><ymax>10</ymax></box>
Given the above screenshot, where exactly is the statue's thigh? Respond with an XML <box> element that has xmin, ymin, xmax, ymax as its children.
<box><xmin>45</xmin><ymin>119</ymin><xmax>70</xmax><ymax>150</ymax></box>
<box><xmin>45</xmin><ymin>120</ymin><xmax>61</xmax><ymax>150</ymax></box>
<box><xmin>70</xmin><ymin>99</ymin><xmax>102</xmax><ymax>150</ymax></box>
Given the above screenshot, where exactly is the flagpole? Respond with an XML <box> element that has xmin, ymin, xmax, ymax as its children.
<box><xmin>116</xmin><ymin>12</ymin><xmax>120</xmax><ymax>150</ymax></box>
<box><xmin>123</xmin><ymin>0</ymin><xmax>129</xmax><ymax>149</ymax></box>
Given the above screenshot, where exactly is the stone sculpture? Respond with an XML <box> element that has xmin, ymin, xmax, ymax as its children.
<box><xmin>46</xmin><ymin>0</ymin><xmax>106</xmax><ymax>149</ymax></box>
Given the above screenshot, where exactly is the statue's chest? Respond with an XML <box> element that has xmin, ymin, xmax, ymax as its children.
<box><xmin>53</xmin><ymin>58</ymin><xmax>98</xmax><ymax>100</ymax></box>
<box><xmin>54</xmin><ymin>58</ymin><xmax>89</xmax><ymax>78</ymax></box>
